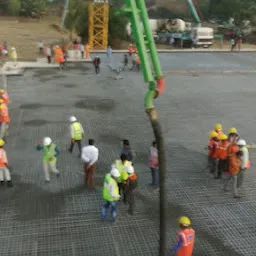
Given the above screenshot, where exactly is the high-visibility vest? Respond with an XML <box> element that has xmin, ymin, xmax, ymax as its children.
<box><xmin>114</xmin><ymin>159</ymin><xmax>131</xmax><ymax>183</ymax></box>
<box><xmin>2</xmin><ymin>92</ymin><xmax>9</xmax><ymax>105</ymax></box>
<box><xmin>103</xmin><ymin>174</ymin><xmax>119</xmax><ymax>202</ymax></box>
<box><xmin>176</xmin><ymin>228</ymin><xmax>195</xmax><ymax>256</ymax></box>
<box><xmin>72</xmin><ymin>122</ymin><xmax>83</xmax><ymax>140</ymax></box>
<box><xmin>0</xmin><ymin>148</ymin><xmax>8</xmax><ymax>168</ymax></box>
<box><xmin>43</xmin><ymin>143</ymin><xmax>56</xmax><ymax>162</ymax></box>
<box><xmin>217</xmin><ymin>141</ymin><xmax>229</xmax><ymax>160</ymax></box>
<box><xmin>0</xmin><ymin>104</ymin><xmax>9</xmax><ymax>123</ymax></box>
<box><xmin>208</xmin><ymin>139</ymin><xmax>218</xmax><ymax>158</ymax></box>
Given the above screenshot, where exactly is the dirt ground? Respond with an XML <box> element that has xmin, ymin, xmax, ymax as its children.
<box><xmin>0</xmin><ymin>16</ymin><xmax>69</xmax><ymax>60</ymax></box>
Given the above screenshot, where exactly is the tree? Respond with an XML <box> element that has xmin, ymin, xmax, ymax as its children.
<box><xmin>8</xmin><ymin>0</ymin><xmax>21</xmax><ymax>15</ymax></box>
<box><xmin>20</xmin><ymin>0</ymin><xmax>47</xmax><ymax>17</ymax></box>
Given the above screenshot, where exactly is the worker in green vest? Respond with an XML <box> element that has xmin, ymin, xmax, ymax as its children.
<box><xmin>36</xmin><ymin>137</ymin><xmax>60</xmax><ymax>182</ymax></box>
<box><xmin>68</xmin><ymin>116</ymin><xmax>84</xmax><ymax>157</ymax></box>
<box><xmin>112</xmin><ymin>153</ymin><xmax>132</xmax><ymax>202</ymax></box>
<box><xmin>101</xmin><ymin>168</ymin><xmax>121</xmax><ymax>221</ymax></box>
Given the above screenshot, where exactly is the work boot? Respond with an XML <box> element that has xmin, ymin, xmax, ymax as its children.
<box><xmin>7</xmin><ymin>181</ymin><xmax>13</xmax><ymax>187</ymax></box>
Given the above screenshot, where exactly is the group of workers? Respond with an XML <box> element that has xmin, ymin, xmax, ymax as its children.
<box><xmin>0</xmin><ymin>89</ymin><xmax>12</xmax><ymax>187</ymax></box>
<box><xmin>208</xmin><ymin>124</ymin><xmax>250</xmax><ymax>198</ymax></box>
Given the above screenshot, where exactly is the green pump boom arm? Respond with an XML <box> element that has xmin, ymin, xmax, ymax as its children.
<box><xmin>187</xmin><ymin>0</ymin><xmax>201</xmax><ymax>27</ymax></box>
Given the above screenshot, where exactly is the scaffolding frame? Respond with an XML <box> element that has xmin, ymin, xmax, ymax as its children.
<box><xmin>88</xmin><ymin>0</ymin><xmax>109</xmax><ymax>49</ymax></box>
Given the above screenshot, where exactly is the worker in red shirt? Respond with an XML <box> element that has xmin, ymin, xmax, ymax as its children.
<box><xmin>0</xmin><ymin>99</ymin><xmax>10</xmax><ymax>140</ymax></box>
<box><xmin>170</xmin><ymin>216</ymin><xmax>195</xmax><ymax>256</ymax></box>
<box><xmin>208</xmin><ymin>131</ymin><xmax>219</xmax><ymax>174</ymax></box>
<box><xmin>216</xmin><ymin>134</ymin><xmax>229</xmax><ymax>179</ymax></box>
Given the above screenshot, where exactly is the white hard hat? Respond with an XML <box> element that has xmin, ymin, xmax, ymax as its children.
<box><xmin>237</xmin><ymin>139</ymin><xmax>246</xmax><ymax>146</ymax></box>
<box><xmin>69</xmin><ymin>116</ymin><xmax>77</xmax><ymax>122</ymax></box>
<box><xmin>11</xmin><ymin>47</ymin><xmax>15</xmax><ymax>51</ymax></box>
<box><xmin>43</xmin><ymin>137</ymin><xmax>52</xmax><ymax>146</ymax></box>
<box><xmin>110</xmin><ymin>168</ymin><xmax>120</xmax><ymax>178</ymax></box>
<box><xmin>126</xmin><ymin>165</ymin><xmax>134</xmax><ymax>174</ymax></box>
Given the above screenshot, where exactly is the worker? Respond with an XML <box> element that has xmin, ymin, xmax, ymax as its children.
<box><xmin>208</xmin><ymin>131</ymin><xmax>219</xmax><ymax>174</ymax></box>
<box><xmin>228</xmin><ymin>127</ymin><xmax>239</xmax><ymax>144</ymax></box>
<box><xmin>37</xmin><ymin>137</ymin><xmax>60</xmax><ymax>182</ymax></box>
<box><xmin>135</xmin><ymin>55</ymin><xmax>141</xmax><ymax>71</ymax></box>
<box><xmin>0</xmin><ymin>139</ymin><xmax>13</xmax><ymax>187</ymax></box>
<box><xmin>93</xmin><ymin>56</ymin><xmax>101</xmax><ymax>75</ymax></box>
<box><xmin>0</xmin><ymin>90</ymin><xmax>9</xmax><ymax>105</ymax></box>
<box><xmin>210</xmin><ymin>123</ymin><xmax>223</xmax><ymax>139</ymax></box>
<box><xmin>123</xmin><ymin>165</ymin><xmax>138</xmax><ymax>215</ymax></box>
<box><xmin>81</xmin><ymin>139</ymin><xmax>99</xmax><ymax>188</ymax></box>
<box><xmin>170</xmin><ymin>216</ymin><xmax>195</xmax><ymax>256</ymax></box>
<box><xmin>101</xmin><ymin>167</ymin><xmax>121</xmax><ymax>221</ymax></box>
<box><xmin>68</xmin><ymin>116</ymin><xmax>84</xmax><ymax>157</ymax></box>
<box><xmin>112</xmin><ymin>154</ymin><xmax>131</xmax><ymax>201</ymax></box>
<box><xmin>85</xmin><ymin>43</ymin><xmax>90</xmax><ymax>59</ymax></box>
<box><xmin>121</xmin><ymin>139</ymin><xmax>136</xmax><ymax>163</ymax></box>
<box><xmin>237</xmin><ymin>139</ymin><xmax>250</xmax><ymax>188</ymax></box>
<box><xmin>131</xmin><ymin>54</ymin><xmax>137</xmax><ymax>70</ymax></box>
<box><xmin>224</xmin><ymin>150</ymin><xmax>242</xmax><ymax>198</ymax></box>
<box><xmin>128</xmin><ymin>44</ymin><xmax>133</xmax><ymax>56</ymax></box>
<box><xmin>123</xmin><ymin>54</ymin><xmax>129</xmax><ymax>70</ymax></box>
<box><xmin>0</xmin><ymin>99</ymin><xmax>10</xmax><ymax>140</ymax></box>
<box><xmin>228</xmin><ymin>127</ymin><xmax>239</xmax><ymax>155</ymax></box>
<box><xmin>216</xmin><ymin>134</ymin><xmax>229</xmax><ymax>179</ymax></box>
<box><xmin>10</xmin><ymin>47</ymin><xmax>17</xmax><ymax>65</ymax></box>
<box><xmin>59</xmin><ymin>53</ymin><xmax>65</xmax><ymax>69</ymax></box>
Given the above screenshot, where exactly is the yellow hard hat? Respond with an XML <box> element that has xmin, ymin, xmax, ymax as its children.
<box><xmin>215</xmin><ymin>123</ymin><xmax>222</xmax><ymax>131</ymax></box>
<box><xmin>178</xmin><ymin>216</ymin><xmax>191</xmax><ymax>226</ymax></box>
<box><xmin>219</xmin><ymin>134</ymin><xmax>228</xmax><ymax>140</ymax></box>
<box><xmin>0</xmin><ymin>139</ymin><xmax>5</xmax><ymax>147</ymax></box>
<box><xmin>0</xmin><ymin>90</ymin><xmax>4</xmax><ymax>93</ymax></box>
<box><xmin>0</xmin><ymin>99</ymin><xmax>3</xmax><ymax>104</ymax></box>
<box><xmin>229</xmin><ymin>127</ymin><xmax>237</xmax><ymax>134</ymax></box>
<box><xmin>210</xmin><ymin>131</ymin><xmax>218</xmax><ymax>138</ymax></box>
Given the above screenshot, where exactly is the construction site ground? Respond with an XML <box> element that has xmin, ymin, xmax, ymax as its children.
<box><xmin>2</xmin><ymin>52</ymin><xmax>256</xmax><ymax>256</ymax></box>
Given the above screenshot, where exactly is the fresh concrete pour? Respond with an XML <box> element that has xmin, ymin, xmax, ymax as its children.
<box><xmin>1</xmin><ymin>53</ymin><xmax>256</xmax><ymax>255</ymax></box>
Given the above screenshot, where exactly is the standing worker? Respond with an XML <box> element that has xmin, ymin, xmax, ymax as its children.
<box><xmin>208</xmin><ymin>131</ymin><xmax>219</xmax><ymax>175</ymax></box>
<box><xmin>170</xmin><ymin>216</ymin><xmax>195</xmax><ymax>256</ymax></box>
<box><xmin>10</xmin><ymin>47</ymin><xmax>17</xmax><ymax>66</ymax></box>
<box><xmin>121</xmin><ymin>139</ymin><xmax>136</xmax><ymax>163</ymax></box>
<box><xmin>135</xmin><ymin>55</ymin><xmax>141</xmax><ymax>71</ymax></box>
<box><xmin>101</xmin><ymin>168</ymin><xmax>121</xmax><ymax>221</ymax></box>
<box><xmin>0</xmin><ymin>90</ymin><xmax>9</xmax><ymax>105</ymax></box>
<box><xmin>0</xmin><ymin>99</ymin><xmax>10</xmax><ymax>140</ymax></box>
<box><xmin>128</xmin><ymin>44</ymin><xmax>133</xmax><ymax>56</ymax></box>
<box><xmin>123</xmin><ymin>54</ymin><xmax>129</xmax><ymax>70</ymax></box>
<box><xmin>216</xmin><ymin>134</ymin><xmax>229</xmax><ymax>179</ymax></box>
<box><xmin>112</xmin><ymin>154</ymin><xmax>131</xmax><ymax>201</ymax></box>
<box><xmin>123</xmin><ymin>165</ymin><xmax>138</xmax><ymax>215</ymax></box>
<box><xmin>68</xmin><ymin>116</ymin><xmax>84</xmax><ymax>157</ymax></box>
<box><xmin>81</xmin><ymin>139</ymin><xmax>99</xmax><ymax>189</ymax></box>
<box><xmin>0</xmin><ymin>139</ymin><xmax>13</xmax><ymax>187</ymax></box>
<box><xmin>148</xmin><ymin>141</ymin><xmax>159</xmax><ymax>186</ymax></box>
<box><xmin>224</xmin><ymin>150</ymin><xmax>242</xmax><ymax>198</ymax></box>
<box><xmin>37</xmin><ymin>137</ymin><xmax>60</xmax><ymax>182</ymax></box>
<box><xmin>93</xmin><ymin>56</ymin><xmax>101</xmax><ymax>75</ymax></box>
<box><xmin>237</xmin><ymin>139</ymin><xmax>250</xmax><ymax>188</ymax></box>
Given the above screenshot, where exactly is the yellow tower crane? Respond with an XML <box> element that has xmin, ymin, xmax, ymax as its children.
<box><xmin>88</xmin><ymin>0</ymin><xmax>109</xmax><ymax>49</ymax></box>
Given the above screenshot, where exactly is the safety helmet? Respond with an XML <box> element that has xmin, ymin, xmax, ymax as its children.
<box><xmin>0</xmin><ymin>99</ymin><xmax>3</xmax><ymax>104</ymax></box>
<box><xmin>0</xmin><ymin>139</ymin><xmax>5</xmax><ymax>147</ymax></box>
<box><xmin>11</xmin><ymin>47</ymin><xmax>15</xmax><ymax>51</ymax></box>
<box><xmin>178</xmin><ymin>216</ymin><xmax>191</xmax><ymax>227</ymax></box>
<box><xmin>43</xmin><ymin>137</ymin><xmax>52</xmax><ymax>146</ymax></box>
<box><xmin>210</xmin><ymin>131</ymin><xmax>218</xmax><ymax>138</ymax></box>
<box><xmin>237</xmin><ymin>139</ymin><xmax>246</xmax><ymax>146</ymax></box>
<box><xmin>126</xmin><ymin>165</ymin><xmax>134</xmax><ymax>174</ymax></box>
<box><xmin>215</xmin><ymin>123</ymin><xmax>222</xmax><ymax>131</ymax></box>
<box><xmin>69</xmin><ymin>116</ymin><xmax>77</xmax><ymax>122</ymax></box>
<box><xmin>110</xmin><ymin>168</ymin><xmax>120</xmax><ymax>178</ymax></box>
<box><xmin>0</xmin><ymin>90</ymin><xmax>5</xmax><ymax>93</ymax></box>
<box><xmin>229</xmin><ymin>127</ymin><xmax>237</xmax><ymax>134</ymax></box>
<box><xmin>219</xmin><ymin>134</ymin><xmax>228</xmax><ymax>141</ymax></box>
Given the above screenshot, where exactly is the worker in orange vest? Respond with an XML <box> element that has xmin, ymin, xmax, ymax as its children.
<box><xmin>170</xmin><ymin>216</ymin><xmax>195</xmax><ymax>256</ymax></box>
<box><xmin>59</xmin><ymin>53</ymin><xmax>65</xmax><ymax>70</ymax></box>
<box><xmin>135</xmin><ymin>55</ymin><xmax>141</xmax><ymax>71</ymax></box>
<box><xmin>216</xmin><ymin>134</ymin><xmax>229</xmax><ymax>179</ymax></box>
<box><xmin>210</xmin><ymin>123</ymin><xmax>223</xmax><ymax>139</ymax></box>
<box><xmin>224</xmin><ymin>150</ymin><xmax>242</xmax><ymax>198</ymax></box>
<box><xmin>0</xmin><ymin>90</ymin><xmax>9</xmax><ymax>105</ymax></box>
<box><xmin>0</xmin><ymin>99</ymin><xmax>10</xmax><ymax>140</ymax></box>
<box><xmin>0</xmin><ymin>139</ymin><xmax>13</xmax><ymax>187</ymax></box>
<box><xmin>128</xmin><ymin>44</ymin><xmax>133</xmax><ymax>56</ymax></box>
<box><xmin>208</xmin><ymin>131</ymin><xmax>219</xmax><ymax>174</ymax></box>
